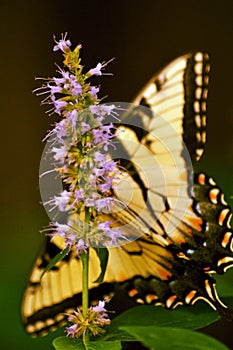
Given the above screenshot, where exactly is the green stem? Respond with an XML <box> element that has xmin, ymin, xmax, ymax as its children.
<box><xmin>82</xmin><ymin>331</ymin><xmax>89</xmax><ymax>350</ymax></box>
<box><xmin>81</xmin><ymin>249</ymin><xmax>89</xmax><ymax>317</ymax></box>
<box><xmin>82</xmin><ymin>207</ymin><xmax>90</xmax><ymax>317</ymax></box>
<box><xmin>81</xmin><ymin>207</ymin><xmax>90</xmax><ymax>347</ymax></box>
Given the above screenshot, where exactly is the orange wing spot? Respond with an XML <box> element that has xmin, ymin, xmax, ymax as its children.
<box><xmin>218</xmin><ymin>208</ymin><xmax>230</xmax><ymax>226</ymax></box>
<box><xmin>187</xmin><ymin>216</ymin><xmax>203</xmax><ymax>231</ymax></box>
<box><xmin>209</xmin><ymin>188</ymin><xmax>219</xmax><ymax>204</ymax></box>
<box><xmin>221</xmin><ymin>232</ymin><xmax>232</xmax><ymax>248</ymax></box>
<box><xmin>217</xmin><ymin>257</ymin><xmax>233</xmax><ymax>267</ymax></box>
<box><xmin>118</xmin><ymin>274</ymin><xmax>128</xmax><ymax>282</ymax></box>
<box><xmin>183</xmin><ymin>227</ymin><xmax>193</xmax><ymax>236</ymax></box>
<box><xmin>112</xmin><ymin>269</ymin><xmax>128</xmax><ymax>283</ymax></box>
<box><xmin>204</xmin><ymin>266</ymin><xmax>210</xmax><ymax>271</ymax></box>
<box><xmin>128</xmin><ymin>289</ymin><xmax>138</xmax><ymax>297</ymax></box>
<box><xmin>185</xmin><ymin>290</ymin><xmax>197</xmax><ymax>304</ymax></box>
<box><xmin>177</xmin><ymin>252</ymin><xmax>190</xmax><ymax>260</ymax></box>
<box><xmin>166</xmin><ymin>295</ymin><xmax>177</xmax><ymax>308</ymax></box>
<box><xmin>158</xmin><ymin>267</ymin><xmax>172</xmax><ymax>281</ymax></box>
<box><xmin>146</xmin><ymin>294</ymin><xmax>158</xmax><ymax>303</ymax></box>
<box><xmin>198</xmin><ymin>173</ymin><xmax>205</xmax><ymax>185</ymax></box>
<box><xmin>173</xmin><ymin>237</ymin><xmax>186</xmax><ymax>245</ymax></box>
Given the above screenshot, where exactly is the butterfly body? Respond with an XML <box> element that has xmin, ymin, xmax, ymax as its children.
<box><xmin>22</xmin><ymin>52</ymin><xmax>233</xmax><ymax>336</ymax></box>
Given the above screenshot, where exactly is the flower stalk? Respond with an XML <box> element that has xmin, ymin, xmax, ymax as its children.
<box><xmin>81</xmin><ymin>249</ymin><xmax>89</xmax><ymax>346</ymax></box>
<box><xmin>81</xmin><ymin>250</ymin><xmax>89</xmax><ymax>318</ymax></box>
<box><xmin>82</xmin><ymin>207</ymin><xmax>90</xmax><ymax>319</ymax></box>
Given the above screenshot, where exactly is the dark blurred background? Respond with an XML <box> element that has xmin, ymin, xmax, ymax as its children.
<box><xmin>1</xmin><ymin>1</ymin><xmax>233</xmax><ymax>349</ymax></box>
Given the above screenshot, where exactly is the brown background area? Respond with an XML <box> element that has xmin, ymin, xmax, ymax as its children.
<box><xmin>1</xmin><ymin>1</ymin><xmax>233</xmax><ymax>349</ymax></box>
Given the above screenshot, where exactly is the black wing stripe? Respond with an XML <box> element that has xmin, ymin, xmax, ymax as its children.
<box><xmin>182</xmin><ymin>54</ymin><xmax>210</xmax><ymax>162</ymax></box>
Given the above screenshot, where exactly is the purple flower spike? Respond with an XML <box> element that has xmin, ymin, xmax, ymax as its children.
<box><xmin>37</xmin><ymin>34</ymin><xmax>125</xmax><ymax>251</ymax></box>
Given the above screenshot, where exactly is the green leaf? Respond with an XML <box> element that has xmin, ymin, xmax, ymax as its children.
<box><xmin>215</xmin><ymin>269</ymin><xmax>233</xmax><ymax>297</ymax></box>
<box><xmin>93</xmin><ymin>247</ymin><xmax>109</xmax><ymax>283</ymax></box>
<box><xmin>223</xmin><ymin>296</ymin><xmax>233</xmax><ymax>309</ymax></box>
<box><xmin>120</xmin><ymin>326</ymin><xmax>229</xmax><ymax>350</ymax></box>
<box><xmin>53</xmin><ymin>336</ymin><xmax>122</xmax><ymax>350</ymax></box>
<box><xmin>87</xmin><ymin>340</ymin><xmax>122</xmax><ymax>350</ymax></box>
<box><xmin>53</xmin><ymin>337</ymin><xmax>85</xmax><ymax>350</ymax></box>
<box><xmin>103</xmin><ymin>303</ymin><xmax>219</xmax><ymax>341</ymax></box>
<box><xmin>40</xmin><ymin>246</ymin><xmax>70</xmax><ymax>280</ymax></box>
<box><xmin>103</xmin><ymin>330</ymin><xmax>137</xmax><ymax>342</ymax></box>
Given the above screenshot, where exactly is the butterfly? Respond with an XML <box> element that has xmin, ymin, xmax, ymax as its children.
<box><xmin>22</xmin><ymin>52</ymin><xmax>233</xmax><ymax>336</ymax></box>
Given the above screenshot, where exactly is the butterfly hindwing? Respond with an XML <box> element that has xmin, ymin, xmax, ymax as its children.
<box><xmin>118</xmin><ymin>173</ymin><xmax>233</xmax><ymax>312</ymax></box>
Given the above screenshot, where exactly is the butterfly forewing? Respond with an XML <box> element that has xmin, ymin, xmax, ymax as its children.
<box><xmin>133</xmin><ymin>52</ymin><xmax>210</xmax><ymax>162</ymax></box>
